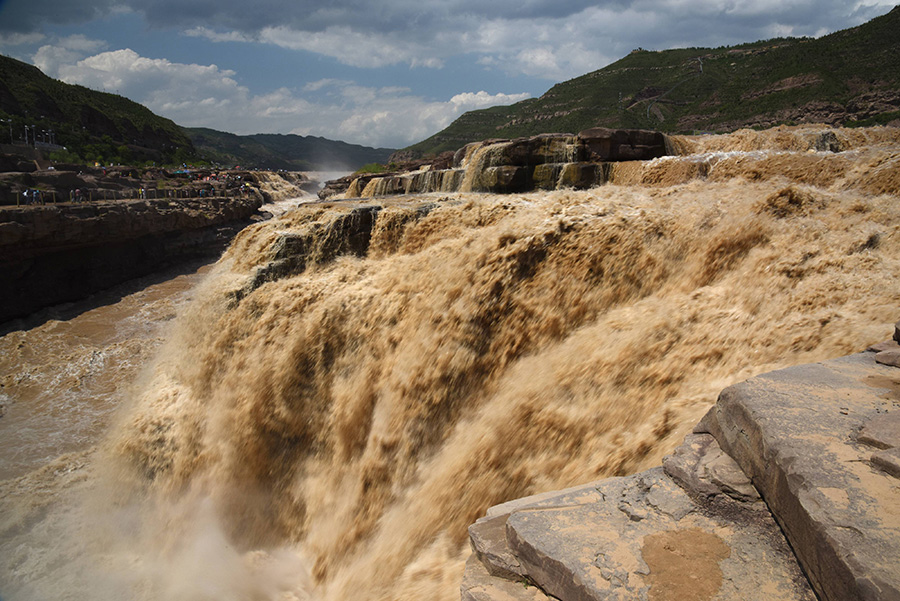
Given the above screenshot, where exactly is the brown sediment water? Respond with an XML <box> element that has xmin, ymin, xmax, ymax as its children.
<box><xmin>0</xmin><ymin>262</ymin><xmax>214</xmax><ymax>481</ymax></box>
<box><xmin>1</xmin><ymin>125</ymin><xmax>899</xmax><ymax>601</ymax></box>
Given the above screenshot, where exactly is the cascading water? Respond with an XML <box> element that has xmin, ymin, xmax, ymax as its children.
<box><xmin>1</xmin><ymin>125</ymin><xmax>899</xmax><ymax>601</ymax></box>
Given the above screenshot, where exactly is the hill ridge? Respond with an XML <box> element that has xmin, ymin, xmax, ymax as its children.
<box><xmin>184</xmin><ymin>127</ymin><xmax>395</xmax><ymax>171</ymax></box>
<box><xmin>0</xmin><ymin>54</ymin><xmax>395</xmax><ymax>170</ymax></box>
<box><xmin>402</xmin><ymin>5</ymin><xmax>900</xmax><ymax>158</ymax></box>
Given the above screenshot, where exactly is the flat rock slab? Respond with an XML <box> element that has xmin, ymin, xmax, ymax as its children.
<box><xmin>505</xmin><ymin>466</ymin><xmax>815</xmax><ymax>601</ymax></box>
<box><xmin>700</xmin><ymin>351</ymin><xmax>900</xmax><ymax>601</ymax></box>
<box><xmin>469</xmin><ymin>514</ymin><xmax>528</xmax><ymax>581</ymax></box>
<box><xmin>461</xmin><ymin>554</ymin><xmax>558</xmax><ymax>601</ymax></box>
<box><xmin>872</xmin><ymin>447</ymin><xmax>900</xmax><ymax>479</ymax></box>
<box><xmin>484</xmin><ymin>480</ymin><xmax>608</xmax><ymax>520</ymax></box>
<box><xmin>859</xmin><ymin>411</ymin><xmax>900</xmax><ymax>449</ymax></box>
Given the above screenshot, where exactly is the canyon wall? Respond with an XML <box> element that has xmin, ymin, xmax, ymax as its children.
<box><xmin>0</xmin><ymin>195</ymin><xmax>263</xmax><ymax>323</ymax></box>
<box><xmin>320</xmin><ymin>129</ymin><xmax>670</xmax><ymax>200</ymax></box>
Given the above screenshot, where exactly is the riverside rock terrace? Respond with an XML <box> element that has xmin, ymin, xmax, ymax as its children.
<box><xmin>0</xmin><ymin>163</ymin><xmax>267</xmax><ymax>207</ymax></box>
<box><xmin>319</xmin><ymin>129</ymin><xmax>671</xmax><ymax>200</ymax></box>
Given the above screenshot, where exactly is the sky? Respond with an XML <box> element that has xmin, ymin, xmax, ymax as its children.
<box><xmin>0</xmin><ymin>1</ymin><xmax>897</xmax><ymax>149</ymax></box>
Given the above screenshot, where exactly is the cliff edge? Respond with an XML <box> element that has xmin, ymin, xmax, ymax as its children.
<box><xmin>0</xmin><ymin>195</ymin><xmax>263</xmax><ymax>324</ymax></box>
<box><xmin>463</xmin><ymin>323</ymin><xmax>900</xmax><ymax>601</ymax></box>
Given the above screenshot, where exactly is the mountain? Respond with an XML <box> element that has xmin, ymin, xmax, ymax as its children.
<box><xmin>403</xmin><ymin>5</ymin><xmax>900</xmax><ymax>158</ymax></box>
<box><xmin>0</xmin><ymin>54</ymin><xmax>196</xmax><ymax>165</ymax></box>
<box><xmin>183</xmin><ymin>128</ymin><xmax>396</xmax><ymax>171</ymax></box>
<box><xmin>0</xmin><ymin>54</ymin><xmax>395</xmax><ymax>171</ymax></box>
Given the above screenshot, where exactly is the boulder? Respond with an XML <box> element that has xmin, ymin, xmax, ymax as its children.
<box><xmin>576</xmin><ymin>128</ymin><xmax>667</xmax><ymax>162</ymax></box>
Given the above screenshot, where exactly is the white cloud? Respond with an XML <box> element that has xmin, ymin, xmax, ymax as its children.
<box><xmin>303</xmin><ymin>79</ymin><xmax>349</xmax><ymax>92</ymax></box>
<box><xmin>258</xmin><ymin>25</ymin><xmax>445</xmax><ymax>69</ymax></box>
<box><xmin>183</xmin><ymin>27</ymin><xmax>256</xmax><ymax>43</ymax></box>
<box><xmin>325</xmin><ymin>87</ymin><xmax>531</xmax><ymax>148</ymax></box>
<box><xmin>449</xmin><ymin>91</ymin><xmax>531</xmax><ymax>110</ymax></box>
<box><xmin>33</xmin><ymin>35</ymin><xmax>108</xmax><ymax>76</ymax></box>
<box><xmin>45</xmin><ymin>48</ymin><xmax>245</xmax><ymax>114</ymax></box>
<box><xmin>0</xmin><ymin>32</ymin><xmax>46</xmax><ymax>47</ymax></box>
<box><xmin>29</xmin><ymin>45</ymin><xmax>529</xmax><ymax>148</ymax></box>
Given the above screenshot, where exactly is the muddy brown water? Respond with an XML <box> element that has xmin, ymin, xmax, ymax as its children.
<box><xmin>0</xmin><ymin>261</ymin><xmax>214</xmax><ymax>481</ymax></box>
<box><xmin>1</xmin><ymin>125</ymin><xmax>899</xmax><ymax>601</ymax></box>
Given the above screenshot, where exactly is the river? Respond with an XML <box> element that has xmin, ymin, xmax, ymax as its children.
<box><xmin>1</xmin><ymin>126</ymin><xmax>899</xmax><ymax>601</ymax></box>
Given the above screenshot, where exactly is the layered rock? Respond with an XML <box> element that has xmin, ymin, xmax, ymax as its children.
<box><xmin>0</xmin><ymin>165</ymin><xmax>312</xmax><ymax>207</ymax></box>
<box><xmin>319</xmin><ymin>129</ymin><xmax>670</xmax><ymax>200</ymax></box>
<box><xmin>0</xmin><ymin>195</ymin><xmax>263</xmax><ymax>323</ymax></box>
<box><xmin>462</xmin><ymin>337</ymin><xmax>900</xmax><ymax>601</ymax></box>
<box><xmin>230</xmin><ymin>200</ymin><xmax>440</xmax><ymax>302</ymax></box>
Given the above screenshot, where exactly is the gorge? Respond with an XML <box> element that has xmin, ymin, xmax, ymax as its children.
<box><xmin>0</xmin><ymin>124</ymin><xmax>899</xmax><ymax>601</ymax></box>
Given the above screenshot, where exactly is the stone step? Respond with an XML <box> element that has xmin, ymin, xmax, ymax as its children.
<box><xmin>469</xmin><ymin>514</ymin><xmax>528</xmax><ymax>581</ymax></box>
<box><xmin>461</xmin><ymin>554</ymin><xmax>557</xmax><ymax>601</ymax></box>
<box><xmin>698</xmin><ymin>351</ymin><xmax>900</xmax><ymax>601</ymax></box>
<box><xmin>462</xmin><ymin>430</ymin><xmax>816</xmax><ymax>601</ymax></box>
<box><xmin>504</xmin><ymin>464</ymin><xmax>814</xmax><ymax>601</ymax></box>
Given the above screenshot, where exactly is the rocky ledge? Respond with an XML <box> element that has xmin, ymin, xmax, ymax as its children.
<box><xmin>0</xmin><ymin>195</ymin><xmax>264</xmax><ymax>324</ymax></box>
<box><xmin>319</xmin><ymin>129</ymin><xmax>670</xmax><ymax>200</ymax></box>
<box><xmin>463</xmin><ymin>323</ymin><xmax>900</xmax><ymax>601</ymax></box>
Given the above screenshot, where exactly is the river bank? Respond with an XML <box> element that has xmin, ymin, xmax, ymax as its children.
<box><xmin>0</xmin><ymin>170</ymin><xmax>321</xmax><ymax>324</ymax></box>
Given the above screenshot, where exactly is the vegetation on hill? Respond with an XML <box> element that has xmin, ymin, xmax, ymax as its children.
<box><xmin>403</xmin><ymin>5</ymin><xmax>900</xmax><ymax>157</ymax></box>
<box><xmin>184</xmin><ymin>128</ymin><xmax>395</xmax><ymax>171</ymax></box>
<box><xmin>0</xmin><ymin>54</ymin><xmax>197</xmax><ymax>165</ymax></box>
<box><xmin>0</xmin><ymin>54</ymin><xmax>396</xmax><ymax>171</ymax></box>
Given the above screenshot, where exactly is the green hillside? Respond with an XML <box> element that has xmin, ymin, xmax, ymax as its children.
<box><xmin>0</xmin><ymin>54</ymin><xmax>197</xmax><ymax>165</ymax></box>
<box><xmin>404</xmin><ymin>5</ymin><xmax>900</xmax><ymax>157</ymax></box>
<box><xmin>184</xmin><ymin>128</ymin><xmax>396</xmax><ymax>171</ymax></box>
<box><xmin>0</xmin><ymin>54</ymin><xmax>396</xmax><ymax>170</ymax></box>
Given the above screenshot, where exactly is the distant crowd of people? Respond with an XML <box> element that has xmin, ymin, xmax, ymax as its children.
<box><xmin>13</xmin><ymin>173</ymin><xmax>253</xmax><ymax>207</ymax></box>
<box><xmin>21</xmin><ymin>189</ymin><xmax>45</xmax><ymax>204</ymax></box>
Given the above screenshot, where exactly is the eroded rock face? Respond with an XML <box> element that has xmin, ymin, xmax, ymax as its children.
<box><xmin>322</xmin><ymin>129</ymin><xmax>670</xmax><ymax>200</ymax></box>
<box><xmin>0</xmin><ymin>196</ymin><xmax>263</xmax><ymax>323</ymax></box>
<box><xmin>577</xmin><ymin>128</ymin><xmax>668</xmax><ymax>162</ymax></box>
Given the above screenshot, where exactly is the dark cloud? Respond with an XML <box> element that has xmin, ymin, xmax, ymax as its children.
<box><xmin>0</xmin><ymin>0</ymin><xmax>118</xmax><ymax>32</ymax></box>
<box><xmin>3</xmin><ymin>0</ymin><xmax>896</xmax><ymax>46</ymax></box>
<box><xmin>2</xmin><ymin>0</ymin><xmax>897</xmax><ymax>76</ymax></box>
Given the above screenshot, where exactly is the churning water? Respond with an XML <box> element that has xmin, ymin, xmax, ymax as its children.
<box><xmin>1</xmin><ymin>125</ymin><xmax>899</xmax><ymax>601</ymax></box>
